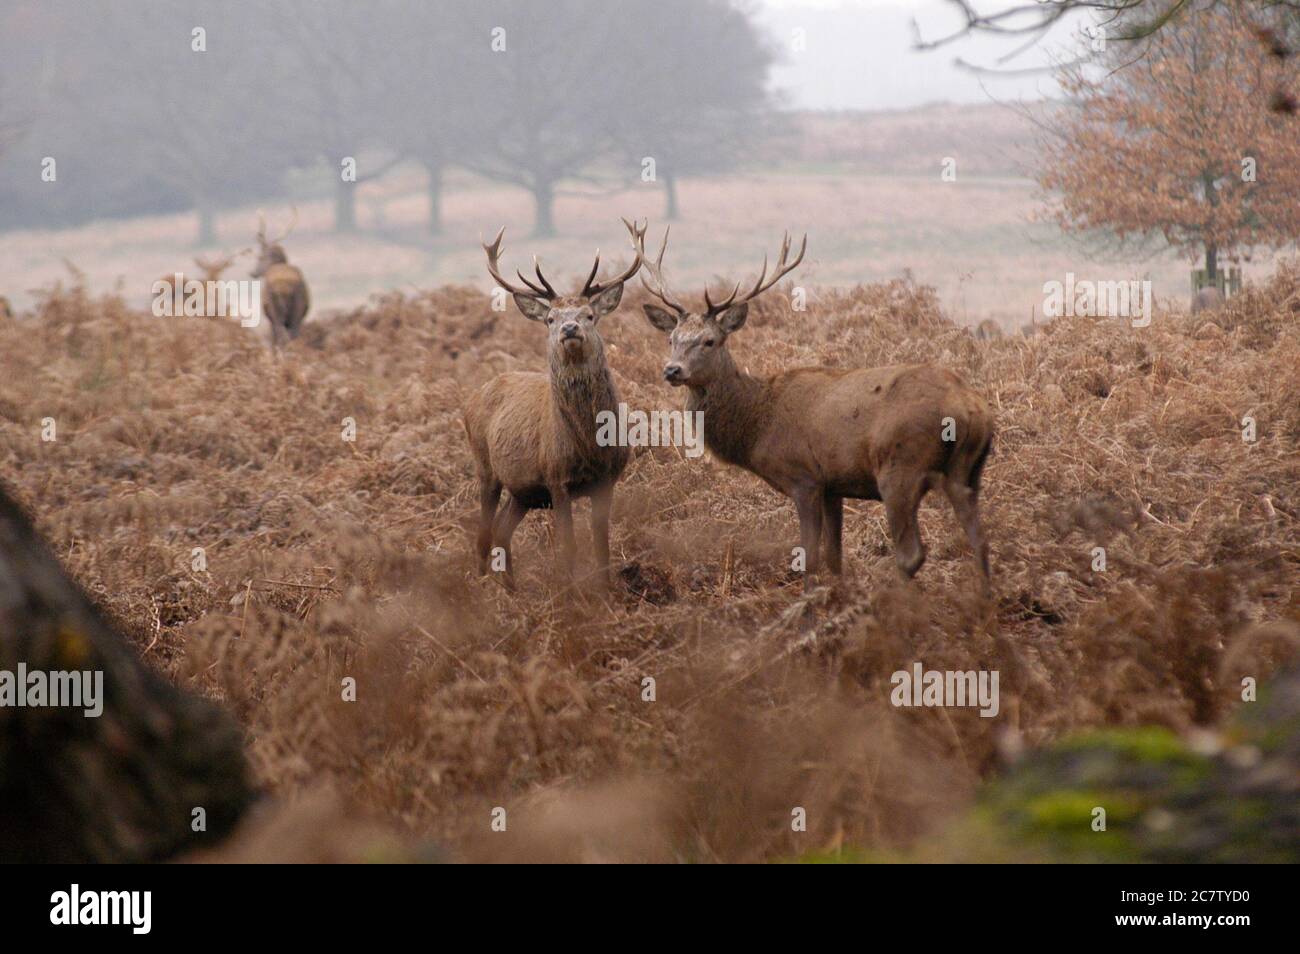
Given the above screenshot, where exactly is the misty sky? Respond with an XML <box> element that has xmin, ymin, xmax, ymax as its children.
<box><xmin>758</xmin><ymin>0</ymin><xmax>1082</xmax><ymax>109</ymax></box>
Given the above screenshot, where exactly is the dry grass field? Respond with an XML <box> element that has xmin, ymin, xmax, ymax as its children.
<box><xmin>2</xmin><ymin>254</ymin><xmax>1296</xmax><ymax>861</ymax></box>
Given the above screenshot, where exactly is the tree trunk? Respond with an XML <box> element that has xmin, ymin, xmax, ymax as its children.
<box><xmin>426</xmin><ymin>160</ymin><xmax>444</xmax><ymax>236</ymax></box>
<box><xmin>196</xmin><ymin>201</ymin><xmax>217</xmax><ymax>247</ymax></box>
<box><xmin>532</xmin><ymin>179</ymin><xmax>556</xmax><ymax>238</ymax></box>
<box><xmin>664</xmin><ymin>173</ymin><xmax>680</xmax><ymax>221</ymax></box>
<box><xmin>335</xmin><ymin>178</ymin><xmax>357</xmax><ymax>233</ymax></box>
<box><xmin>0</xmin><ymin>485</ymin><xmax>254</xmax><ymax>862</ymax></box>
<box><xmin>1205</xmin><ymin>243</ymin><xmax>1218</xmax><ymax>284</ymax></box>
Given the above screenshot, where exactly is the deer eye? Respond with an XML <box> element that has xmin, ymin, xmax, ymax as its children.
<box><xmin>703</xmin><ymin>339</ymin><xmax>716</xmax><ymax>347</ymax></box>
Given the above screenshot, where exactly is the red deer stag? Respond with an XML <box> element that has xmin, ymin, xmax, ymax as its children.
<box><xmin>463</xmin><ymin>220</ymin><xmax>644</xmax><ymax>589</ymax></box>
<box><xmin>252</xmin><ymin>210</ymin><xmax>309</xmax><ymax>346</ymax></box>
<box><xmin>156</xmin><ymin>251</ymin><xmax>247</xmax><ymax>317</ymax></box>
<box><xmin>635</xmin><ymin>228</ymin><xmax>994</xmax><ymax>589</ymax></box>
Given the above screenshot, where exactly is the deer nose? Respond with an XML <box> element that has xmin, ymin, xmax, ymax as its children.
<box><xmin>560</xmin><ymin>321</ymin><xmax>581</xmax><ymax>339</ymax></box>
<box><xmin>663</xmin><ymin>363</ymin><xmax>684</xmax><ymax>382</ymax></box>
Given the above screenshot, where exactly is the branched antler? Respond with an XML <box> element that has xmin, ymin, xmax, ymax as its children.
<box><xmin>483</xmin><ymin>228</ymin><xmax>554</xmax><ymax>300</ymax></box>
<box><xmin>630</xmin><ymin>222</ymin><xmax>687</xmax><ymax>317</ymax></box>
<box><xmin>487</xmin><ymin>223</ymin><xmax>647</xmax><ymax>302</ymax></box>
<box><xmin>581</xmin><ymin>218</ymin><xmax>646</xmax><ymax>298</ymax></box>
<box><xmin>256</xmin><ymin>206</ymin><xmax>299</xmax><ymax>248</ymax></box>
<box><xmin>705</xmin><ymin>232</ymin><xmax>807</xmax><ymax>316</ymax></box>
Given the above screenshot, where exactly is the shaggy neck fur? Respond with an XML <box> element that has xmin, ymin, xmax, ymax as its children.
<box><xmin>686</xmin><ymin>348</ymin><xmax>769</xmax><ymax>469</ymax></box>
<box><xmin>549</xmin><ymin>338</ymin><xmax>621</xmax><ymax>460</ymax></box>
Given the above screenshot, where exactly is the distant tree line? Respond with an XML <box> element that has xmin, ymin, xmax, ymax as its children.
<box><xmin>0</xmin><ymin>0</ymin><xmax>774</xmax><ymax>241</ymax></box>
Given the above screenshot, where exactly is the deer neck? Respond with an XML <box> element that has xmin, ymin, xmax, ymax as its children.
<box><xmin>686</xmin><ymin>351</ymin><xmax>768</xmax><ymax>468</ymax></box>
<box><xmin>549</xmin><ymin>345</ymin><xmax>620</xmax><ymax>455</ymax></box>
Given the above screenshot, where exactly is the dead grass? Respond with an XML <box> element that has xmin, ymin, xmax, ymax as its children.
<box><xmin>0</xmin><ymin>261</ymin><xmax>1296</xmax><ymax>862</ymax></box>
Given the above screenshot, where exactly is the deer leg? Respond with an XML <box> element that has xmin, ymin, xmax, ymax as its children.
<box><xmin>822</xmin><ymin>492</ymin><xmax>844</xmax><ymax>575</ymax></box>
<box><xmin>944</xmin><ymin>476</ymin><xmax>990</xmax><ymax>587</ymax></box>
<box><xmin>476</xmin><ymin>479</ymin><xmax>503</xmax><ymax>574</ymax></box>
<box><xmin>492</xmin><ymin>495</ymin><xmax>529</xmax><ymax>589</ymax></box>
<box><xmin>589</xmin><ymin>483</ymin><xmax>614</xmax><ymax>590</ymax></box>
<box><xmin>793</xmin><ymin>487</ymin><xmax>823</xmax><ymax>591</ymax></box>
<box><xmin>880</xmin><ymin>471</ymin><xmax>927</xmax><ymax>579</ymax></box>
<box><xmin>551</xmin><ymin>487</ymin><xmax>576</xmax><ymax>584</ymax></box>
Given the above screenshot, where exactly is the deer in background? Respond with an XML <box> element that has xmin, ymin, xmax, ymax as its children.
<box><xmin>1191</xmin><ymin>286</ymin><xmax>1224</xmax><ymax>315</ymax></box>
<box><xmin>252</xmin><ymin>210</ymin><xmax>309</xmax><ymax>346</ymax></box>
<box><xmin>463</xmin><ymin>220</ymin><xmax>644</xmax><ymax>589</ymax></box>
<box><xmin>635</xmin><ymin>228</ymin><xmax>995</xmax><ymax>590</ymax></box>
<box><xmin>155</xmin><ymin>253</ymin><xmax>240</xmax><ymax>317</ymax></box>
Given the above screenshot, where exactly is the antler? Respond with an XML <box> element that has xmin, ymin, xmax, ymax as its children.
<box><xmin>483</xmin><ymin>228</ymin><xmax>554</xmax><ymax>300</ymax></box>
<box><xmin>580</xmin><ymin>218</ymin><xmax>646</xmax><ymax>298</ymax></box>
<box><xmin>630</xmin><ymin>221</ymin><xmax>687</xmax><ymax>317</ymax></box>
<box><xmin>255</xmin><ymin>207</ymin><xmax>299</xmax><ymax>247</ymax></box>
<box><xmin>705</xmin><ymin>231</ymin><xmax>807</xmax><ymax>316</ymax></box>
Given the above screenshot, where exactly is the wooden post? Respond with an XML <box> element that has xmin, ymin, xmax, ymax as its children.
<box><xmin>1192</xmin><ymin>266</ymin><xmax>1242</xmax><ymax>299</ymax></box>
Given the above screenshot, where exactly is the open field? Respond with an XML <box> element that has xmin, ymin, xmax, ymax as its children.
<box><xmin>4</xmin><ymin>103</ymin><xmax>1289</xmax><ymax>332</ymax></box>
<box><xmin>2</xmin><ymin>258</ymin><xmax>1296</xmax><ymax>860</ymax></box>
<box><xmin>0</xmin><ymin>165</ymin><xmax>1261</xmax><ymax>330</ymax></box>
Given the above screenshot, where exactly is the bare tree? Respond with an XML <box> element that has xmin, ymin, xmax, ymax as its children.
<box><xmin>443</xmin><ymin>1</ymin><xmax>643</xmax><ymax>236</ymax></box>
<box><xmin>269</xmin><ymin>0</ymin><xmax>404</xmax><ymax>233</ymax></box>
<box><xmin>919</xmin><ymin>0</ymin><xmax>1300</xmax><ymax>106</ymax></box>
<box><xmin>610</xmin><ymin>0</ymin><xmax>774</xmax><ymax>220</ymax></box>
<box><xmin>382</xmin><ymin>0</ymin><xmax>486</xmax><ymax>235</ymax></box>
<box><xmin>90</xmin><ymin>5</ymin><xmax>293</xmax><ymax>245</ymax></box>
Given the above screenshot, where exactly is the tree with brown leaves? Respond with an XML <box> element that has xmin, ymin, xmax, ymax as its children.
<box><xmin>1038</xmin><ymin>5</ymin><xmax>1300</xmax><ymax>284</ymax></box>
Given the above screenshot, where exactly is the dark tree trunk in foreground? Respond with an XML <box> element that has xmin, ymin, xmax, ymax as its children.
<box><xmin>1205</xmin><ymin>243</ymin><xmax>1218</xmax><ymax>284</ymax></box>
<box><xmin>0</xmin><ymin>485</ymin><xmax>253</xmax><ymax>862</ymax></box>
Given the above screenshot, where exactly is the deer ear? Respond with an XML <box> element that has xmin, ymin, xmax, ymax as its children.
<box><xmin>513</xmin><ymin>294</ymin><xmax>550</xmax><ymax>322</ymax></box>
<box><xmin>589</xmin><ymin>283</ymin><xmax>623</xmax><ymax>320</ymax></box>
<box><xmin>716</xmin><ymin>302</ymin><xmax>748</xmax><ymax>333</ymax></box>
<box><xmin>642</xmin><ymin>303</ymin><xmax>679</xmax><ymax>333</ymax></box>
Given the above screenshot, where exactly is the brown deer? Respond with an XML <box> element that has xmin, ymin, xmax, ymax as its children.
<box><xmin>252</xmin><ymin>210</ymin><xmax>309</xmax><ymax>346</ymax></box>
<box><xmin>1191</xmin><ymin>286</ymin><xmax>1224</xmax><ymax>315</ymax></box>
<box><xmin>635</xmin><ymin>228</ymin><xmax>995</xmax><ymax>589</ymax></box>
<box><xmin>463</xmin><ymin>220</ymin><xmax>644</xmax><ymax>589</ymax></box>
<box><xmin>156</xmin><ymin>252</ymin><xmax>245</xmax><ymax>318</ymax></box>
